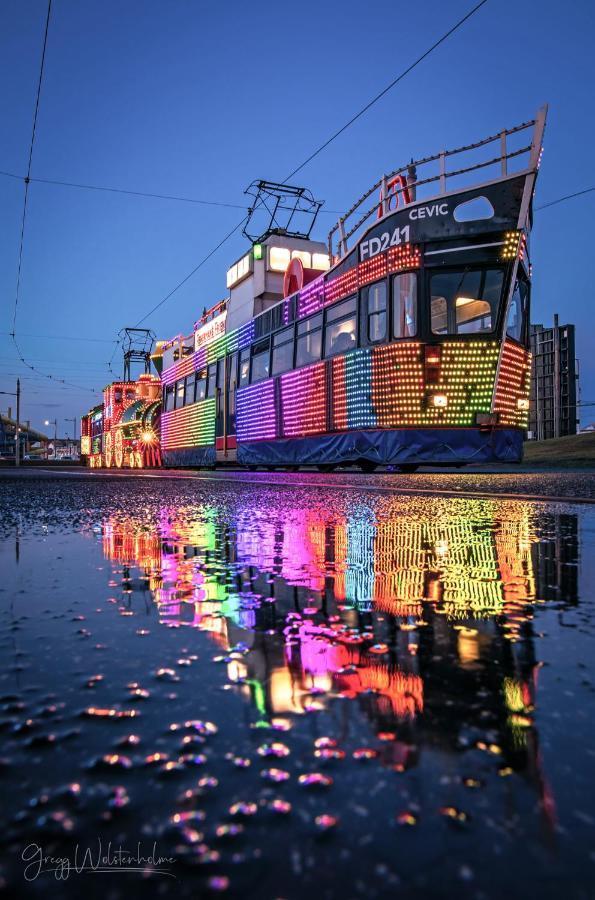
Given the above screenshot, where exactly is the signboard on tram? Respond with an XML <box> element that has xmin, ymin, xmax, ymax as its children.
<box><xmin>359</xmin><ymin>176</ymin><xmax>527</xmax><ymax>261</ymax></box>
<box><xmin>194</xmin><ymin>312</ymin><xmax>227</xmax><ymax>351</ymax></box>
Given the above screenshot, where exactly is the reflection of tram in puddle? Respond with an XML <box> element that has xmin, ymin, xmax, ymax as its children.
<box><xmin>101</xmin><ymin>500</ymin><xmax>578</xmax><ymax>791</ymax></box>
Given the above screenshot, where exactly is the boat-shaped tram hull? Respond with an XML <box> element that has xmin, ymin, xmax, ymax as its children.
<box><xmin>157</xmin><ymin>111</ymin><xmax>546</xmax><ymax>470</ymax></box>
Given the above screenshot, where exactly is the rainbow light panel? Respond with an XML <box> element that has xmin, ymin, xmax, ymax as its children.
<box><xmin>236</xmin><ymin>381</ymin><xmax>276</xmax><ymax>441</ymax></box>
<box><xmin>373</xmin><ymin>341</ymin><xmax>499</xmax><ymax>427</ymax></box>
<box><xmin>297</xmin><ymin>274</ymin><xmax>325</xmax><ymax>318</ymax></box>
<box><xmin>332</xmin><ymin>350</ymin><xmax>377</xmax><ymax>430</ymax></box>
<box><xmin>160</xmin><ymin>398</ymin><xmax>216</xmax><ymax>449</ymax></box>
<box><xmin>493</xmin><ymin>340</ymin><xmax>531</xmax><ymax>427</ymax></box>
<box><xmin>295</xmin><ymin>243</ymin><xmax>421</xmax><ymax>319</ymax></box>
<box><xmin>280</xmin><ymin>363</ymin><xmax>326</xmax><ymax>437</ymax></box>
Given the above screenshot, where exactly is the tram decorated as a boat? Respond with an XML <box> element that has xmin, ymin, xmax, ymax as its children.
<box><xmin>83</xmin><ymin>109</ymin><xmax>545</xmax><ymax>472</ymax></box>
<box><xmin>155</xmin><ymin>110</ymin><xmax>545</xmax><ymax>471</ymax></box>
<box><xmin>80</xmin><ymin>373</ymin><xmax>162</xmax><ymax>468</ymax></box>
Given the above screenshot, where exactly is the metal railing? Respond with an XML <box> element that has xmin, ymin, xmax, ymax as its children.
<box><xmin>328</xmin><ymin>107</ymin><xmax>547</xmax><ymax>259</ymax></box>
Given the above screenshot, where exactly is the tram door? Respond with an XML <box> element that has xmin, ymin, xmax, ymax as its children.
<box><xmin>215</xmin><ymin>352</ymin><xmax>238</xmax><ymax>463</ymax></box>
<box><xmin>226</xmin><ymin>351</ymin><xmax>238</xmax><ymax>440</ymax></box>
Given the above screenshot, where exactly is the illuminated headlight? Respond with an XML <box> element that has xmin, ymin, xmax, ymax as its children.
<box><xmin>432</xmin><ymin>393</ymin><xmax>448</xmax><ymax>408</ymax></box>
<box><xmin>517</xmin><ymin>398</ymin><xmax>530</xmax><ymax>411</ymax></box>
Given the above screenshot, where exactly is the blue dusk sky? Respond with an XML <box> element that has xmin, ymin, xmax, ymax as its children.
<box><xmin>1</xmin><ymin>0</ymin><xmax>594</xmax><ymax>434</ymax></box>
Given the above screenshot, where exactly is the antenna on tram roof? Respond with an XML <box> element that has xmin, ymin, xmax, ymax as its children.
<box><xmin>119</xmin><ymin>327</ymin><xmax>156</xmax><ymax>382</ymax></box>
<box><xmin>242</xmin><ymin>180</ymin><xmax>323</xmax><ymax>243</ymax></box>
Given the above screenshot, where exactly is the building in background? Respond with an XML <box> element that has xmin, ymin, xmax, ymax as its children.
<box><xmin>529</xmin><ymin>316</ymin><xmax>579</xmax><ymax>440</ymax></box>
<box><xmin>0</xmin><ymin>414</ymin><xmax>49</xmax><ymax>460</ymax></box>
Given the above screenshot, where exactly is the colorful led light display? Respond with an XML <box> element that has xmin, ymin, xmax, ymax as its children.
<box><xmin>236</xmin><ymin>380</ymin><xmax>276</xmax><ymax>442</ymax></box>
<box><xmin>158</xmin><ymin>236</ymin><xmax>528</xmax><ymax>456</ymax></box>
<box><xmin>370</xmin><ymin>341</ymin><xmax>499</xmax><ymax>427</ymax></box>
<box><xmin>160</xmin><ymin>398</ymin><xmax>215</xmax><ymax>450</ymax></box>
<box><xmin>280</xmin><ymin>363</ymin><xmax>326</xmax><ymax>437</ymax></box>
<box><xmin>332</xmin><ymin>350</ymin><xmax>377</xmax><ymax>430</ymax></box>
<box><xmin>494</xmin><ymin>340</ymin><xmax>532</xmax><ymax>427</ymax></box>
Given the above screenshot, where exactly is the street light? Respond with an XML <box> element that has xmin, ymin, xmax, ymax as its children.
<box><xmin>64</xmin><ymin>417</ymin><xmax>77</xmax><ymax>441</ymax></box>
<box><xmin>44</xmin><ymin>419</ymin><xmax>57</xmax><ymax>460</ymax></box>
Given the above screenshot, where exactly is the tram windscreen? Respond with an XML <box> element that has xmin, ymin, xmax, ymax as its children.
<box><xmin>430</xmin><ymin>268</ymin><xmax>504</xmax><ymax>335</ymax></box>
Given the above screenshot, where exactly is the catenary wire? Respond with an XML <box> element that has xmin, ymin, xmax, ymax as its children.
<box><xmin>0</xmin><ymin>169</ymin><xmax>250</xmax><ymax>209</ymax></box>
<box><xmin>535</xmin><ymin>187</ymin><xmax>595</xmax><ymax>211</ymax></box>
<box><xmin>11</xmin><ymin>0</ymin><xmax>52</xmax><ymax>337</ymax></box>
<box><xmin>130</xmin><ymin>0</ymin><xmax>490</xmax><ymax>330</ymax></box>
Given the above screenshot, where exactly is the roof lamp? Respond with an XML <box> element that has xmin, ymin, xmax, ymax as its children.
<box><xmin>291</xmin><ymin>249</ymin><xmax>311</xmax><ymax>267</ymax></box>
<box><xmin>312</xmin><ymin>252</ymin><xmax>330</xmax><ymax>270</ymax></box>
<box><xmin>269</xmin><ymin>246</ymin><xmax>291</xmax><ymax>272</ymax></box>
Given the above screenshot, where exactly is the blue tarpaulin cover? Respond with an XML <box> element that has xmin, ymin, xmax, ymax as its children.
<box><xmin>236</xmin><ymin>428</ymin><xmax>523</xmax><ymax>466</ymax></box>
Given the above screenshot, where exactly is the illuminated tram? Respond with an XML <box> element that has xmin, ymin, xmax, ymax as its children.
<box><xmin>154</xmin><ymin>109</ymin><xmax>546</xmax><ymax>471</ymax></box>
<box><xmin>81</xmin><ymin>373</ymin><xmax>162</xmax><ymax>468</ymax></box>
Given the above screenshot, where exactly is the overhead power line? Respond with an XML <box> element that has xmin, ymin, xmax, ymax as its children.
<box><xmin>0</xmin><ymin>330</ymin><xmax>117</xmax><ymax>343</ymax></box>
<box><xmin>535</xmin><ymin>187</ymin><xmax>595</xmax><ymax>211</ymax></box>
<box><xmin>284</xmin><ymin>0</ymin><xmax>490</xmax><ymax>183</ymax></box>
<box><xmin>0</xmin><ymin>168</ymin><xmax>249</xmax><ymax>210</ymax></box>
<box><xmin>11</xmin><ymin>0</ymin><xmax>52</xmax><ymax>337</ymax></box>
<box><xmin>130</xmin><ymin>0</ymin><xmax>489</xmax><ymax>330</ymax></box>
<box><xmin>0</xmin><ymin>167</ymin><xmax>344</xmax><ymax>214</ymax></box>
<box><xmin>8</xmin><ymin>0</ymin><xmax>96</xmax><ymax>395</ymax></box>
<box><xmin>133</xmin><ymin>213</ymin><xmax>250</xmax><ymax>326</ymax></box>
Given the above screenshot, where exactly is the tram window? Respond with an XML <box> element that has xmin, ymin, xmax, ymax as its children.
<box><xmin>506</xmin><ymin>278</ymin><xmax>528</xmax><ymax>343</ymax></box>
<box><xmin>295</xmin><ymin>315</ymin><xmax>322</xmax><ymax>367</ymax></box>
<box><xmin>251</xmin><ymin>338</ymin><xmax>270</xmax><ymax>383</ymax></box>
<box><xmin>298</xmin><ymin>313</ymin><xmax>322</xmax><ymax>335</ymax></box>
<box><xmin>175</xmin><ymin>379</ymin><xmax>185</xmax><ymax>408</ymax></box>
<box><xmin>430</xmin><ymin>268</ymin><xmax>503</xmax><ymax>335</ymax></box>
<box><xmin>324</xmin><ymin>295</ymin><xmax>357</xmax><ymax>357</ymax></box>
<box><xmin>326</xmin><ymin>296</ymin><xmax>357</xmax><ymax>323</ymax></box>
<box><xmin>195</xmin><ymin>369</ymin><xmax>207</xmax><ymax>402</ymax></box>
<box><xmin>165</xmin><ymin>385</ymin><xmax>175</xmax><ymax>412</ymax></box>
<box><xmin>392</xmin><ymin>272</ymin><xmax>417</xmax><ymax>338</ymax></box>
<box><xmin>366</xmin><ymin>281</ymin><xmax>387</xmax><ymax>343</ymax></box>
<box><xmin>184</xmin><ymin>375</ymin><xmax>194</xmax><ymax>405</ymax></box>
<box><xmin>272</xmin><ymin>326</ymin><xmax>294</xmax><ymax>375</ymax></box>
<box><xmin>239</xmin><ymin>349</ymin><xmax>250</xmax><ymax>386</ymax></box>
<box><xmin>207</xmin><ymin>363</ymin><xmax>217</xmax><ymax>397</ymax></box>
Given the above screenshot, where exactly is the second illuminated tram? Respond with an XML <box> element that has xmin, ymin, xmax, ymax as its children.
<box><xmin>154</xmin><ymin>110</ymin><xmax>546</xmax><ymax>471</ymax></box>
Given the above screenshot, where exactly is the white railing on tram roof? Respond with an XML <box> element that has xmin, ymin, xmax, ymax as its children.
<box><xmin>328</xmin><ymin>107</ymin><xmax>547</xmax><ymax>260</ymax></box>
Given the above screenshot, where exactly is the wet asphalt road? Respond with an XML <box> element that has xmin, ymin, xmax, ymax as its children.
<box><xmin>1</xmin><ymin>469</ymin><xmax>594</xmax><ymax>899</ymax></box>
<box><xmin>2</xmin><ymin>464</ymin><xmax>595</xmax><ymax>502</ymax></box>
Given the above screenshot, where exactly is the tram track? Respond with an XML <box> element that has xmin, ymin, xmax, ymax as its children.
<box><xmin>6</xmin><ymin>465</ymin><xmax>595</xmax><ymax>506</ymax></box>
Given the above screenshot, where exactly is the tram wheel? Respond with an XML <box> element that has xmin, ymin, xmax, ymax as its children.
<box><xmin>358</xmin><ymin>460</ymin><xmax>378</xmax><ymax>474</ymax></box>
<box><xmin>398</xmin><ymin>464</ymin><xmax>419</xmax><ymax>473</ymax></box>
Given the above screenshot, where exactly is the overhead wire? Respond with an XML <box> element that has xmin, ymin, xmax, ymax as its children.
<box><xmin>535</xmin><ymin>187</ymin><xmax>595</xmax><ymax>211</ymax></box>
<box><xmin>130</xmin><ymin>0</ymin><xmax>490</xmax><ymax>330</ymax></box>
<box><xmin>11</xmin><ymin>0</ymin><xmax>51</xmax><ymax>338</ymax></box>
<box><xmin>6</xmin><ymin>0</ymin><xmax>97</xmax><ymax>395</ymax></box>
<box><xmin>0</xmin><ymin>168</ymin><xmax>250</xmax><ymax>209</ymax></box>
